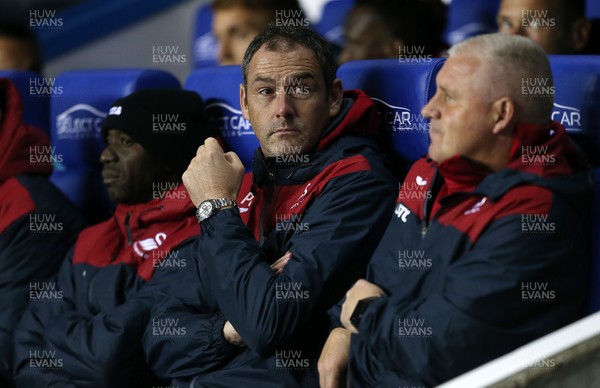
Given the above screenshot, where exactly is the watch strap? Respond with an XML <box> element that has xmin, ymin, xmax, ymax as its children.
<box><xmin>196</xmin><ymin>198</ymin><xmax>238</xmax><ymax>223</ymax></box>
<box><xmin>349</xmin><ymin>296</ymin><xmax>380</xmax><ymax>330</ymax></box>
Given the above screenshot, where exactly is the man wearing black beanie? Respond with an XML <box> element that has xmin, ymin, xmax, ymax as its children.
<box><xmin>13</xmin><ymin>88</ymin><xmax>215</xmax><ymax>387</ymax></box>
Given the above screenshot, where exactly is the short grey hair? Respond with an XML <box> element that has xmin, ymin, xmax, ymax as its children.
<box><xmin>448</xmin><ymin>33</ymin><xmax>554</xmax><ymax>122</ymax></box>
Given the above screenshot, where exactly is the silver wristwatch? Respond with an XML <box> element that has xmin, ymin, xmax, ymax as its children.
<box><xmin>196</xmin><ymin>198</ymin><xmax>238</xmax><ymax>222</ymax></box>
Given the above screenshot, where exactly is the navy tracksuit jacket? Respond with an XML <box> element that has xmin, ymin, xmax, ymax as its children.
<box><xmin>142</xmin><ymin>90</ymin><xmax>399</xmax><ymax>387</ymax></box>
<box><xmin>13</xmin><ymin>184</ymin><xmax>199</xmax><ymax>388</ymax></box>
<box><xmin>340</xmin><ymin>121</ymin><xmax>592</xmax><ymax>387</ymax></box>
<box><xmin>0</xmin><ymin>79</ymin><xmax>86</xmax><ymax>387</ymax></box>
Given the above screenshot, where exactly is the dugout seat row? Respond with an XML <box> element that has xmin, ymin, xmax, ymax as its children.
<box><xmin>2</xmin><ymin>55</ymin><xmax>600</xmax><ymax>311</ymax></box>
<box><xmin>185</xmin><ymin>65</ymin><xmax>258</xmax><ymax>170</ymax></box>
<box><xmin>444</xmin><ymin>0</ymin><xmax>500</xmax><ymax>46</ymax></box>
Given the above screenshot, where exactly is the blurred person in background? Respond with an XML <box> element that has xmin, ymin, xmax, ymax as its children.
<box><xmin>212</xmin><ymin>0</ymin><xmax>305</xmax><ymax>65</ymax></box>
<box><xmin>0</xmin><ymin>23</ymin><xmax>42</xmax><ymax>74</ymax></box>
<box><xmin>338</xmin><ymin>0</ymin><xmax>448</xmax><ymax>64</ymax></box>
<box><xmin>0</xmin><ymin>78</ymin><xmax>85</xmax><ymax>388</ymax></box>
<box><xmin>497</xmin><ymin>0</ymin><xmax>599</xmax><ymax>54</ymax></box>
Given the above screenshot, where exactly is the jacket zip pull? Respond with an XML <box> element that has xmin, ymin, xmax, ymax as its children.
<box><xmin>258</xmin><ymin>172</ymin><xmax>275</xmax><ymax>247</ymax></box>
<box><xmin>421</xmin><ymin>170</ymin><xmax>440</xmax><ymax>238</ymax></box>
<box><xmin>124</xmin><ymin>212</ymin><xmax>133</xmax><ymax>244</ymax></box>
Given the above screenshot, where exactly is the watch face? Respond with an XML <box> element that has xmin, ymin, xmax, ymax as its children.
<box><xmin>198</xmin><ymin>200</ymin><xmax>214</xmax><ymax>221</ymax></box>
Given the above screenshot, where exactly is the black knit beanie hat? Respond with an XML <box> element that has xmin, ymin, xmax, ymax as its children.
<box><xmin>101</xmin><ymin>88</ymin><xmax>213</xmax><ymax>175</ymax></box>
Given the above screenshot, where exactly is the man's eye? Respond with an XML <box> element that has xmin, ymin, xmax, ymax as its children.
<box><xmin>258</xmin><ymin>88</ymin><xmax>273</xmax><ymax>96</ymax></box>
<box><xmin>121</xmin><ymin>137</ymin><xmax>133</xmax><ymax>146</ymax></box>
<box><xmin>233</xmin><ymin>29</ymin><xmax>249</xmax><ymax>39</ymax></box>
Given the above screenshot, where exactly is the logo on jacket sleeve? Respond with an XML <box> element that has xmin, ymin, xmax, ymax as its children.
<box><xmin>133</xmin><ymin>232</ymin><xmax>167</xmax><ymax>257</ymax></box>
<box><xmin>290</xmin><ymin>182</ymin><xmax>311</xmax><ymax>210</ymax></box>
<box><xmin>395</xmin><ymin>204</ymin><xmax>411</xmax><ymax>222</ymax></box>
<box><xmin>416</xmin><ymin>175</ymin><xmax>428</xmax><ymax>186</ymax></box>
<box><xmin>239</xmin><ymin>191</ymin><xmax>254</xmax><ymax>213</ymax></box>
<box><xmin>464</xmin><ymin>197</ymin><xmax>487</xmax><ymax>215</ymax></box>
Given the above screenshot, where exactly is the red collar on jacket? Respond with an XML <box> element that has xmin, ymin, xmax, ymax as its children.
<box><xmin>0</xmin><ymin>78</ymin><xmax>52</xmax><ymax>182</ymax></box>
<box><xmin>316</xmin><ymin>89</ymin><xmax>380</xmax><ymax>152</ymax></box>
<box><xmin>434</xmin><ymin>120</ymin><xmax>582</xmax><ymax>196</ymax></box>
<box><xmin>73</xmin><ymin>184</ymin><xmax>198</xmax><ymax>281</ymax></box>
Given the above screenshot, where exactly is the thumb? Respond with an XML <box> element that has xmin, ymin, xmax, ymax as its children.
<box><xmin>224</xmin><ymin>151</ymin><xmax>244</xmax><ymax>167</ymax></box>
<box><xmin>205</xmin><ymin>137</ymin><xmax>224</xmax><ymax>153</ymax></box>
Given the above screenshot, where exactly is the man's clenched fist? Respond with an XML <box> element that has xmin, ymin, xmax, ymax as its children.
<box><xmin>182</xmin><ymin>137</ymin><xmax>245</xmax><ymax>207</ymax></box>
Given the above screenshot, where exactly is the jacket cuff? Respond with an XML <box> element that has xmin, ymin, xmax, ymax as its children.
<box><xmin>356</xmin><ymin>296</ymin><xmax>388</xmax><ymax>334</ymax></box>
<box><xmin>328</xmin><ymin>303</ymin><xmax>344</xmax><ymax>329</ymax></box>
<box><xmin>200</xmin><ymin>207</ymin><xmax>241</xmax><ymax>236</ymax></box>
<box><xmin>209</xmin><ymin>312</ymin><xmax>243</xmax><ymax>355</ymax></box>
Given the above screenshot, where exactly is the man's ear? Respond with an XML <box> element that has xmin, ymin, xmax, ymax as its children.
<box><xmin>328</xmin><ymin>78</ymin><xmax>344</xmax><ymax>118</ymax></box>
<box><xmin>491</xmin><ymin>97</ymin><xmax>515</xmax><ymax>135</ymax></box>
<box><xmin>240</xmin><ymin>84</ymin><xmax>250</xmax><ymax>120</ymax></box>
<box><xmin>571</xmin><ymin>17</ymin><xmax>591</xmax><ymax>52</ymax></box>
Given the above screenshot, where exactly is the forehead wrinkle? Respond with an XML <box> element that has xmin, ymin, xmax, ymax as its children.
<box><xmin>438</xmin><ymin>54</ymin><xmax>486</xmax><ymax>96</ymax></box>
<box><xmin>252</xmin><ymin>71</ymin><xmax>315</xmax><ymax>83</ymax></box>
<box><xmin>250</xmin><ymin>65</ymin><xmax>320</xmax><ymax>85</ymax></box>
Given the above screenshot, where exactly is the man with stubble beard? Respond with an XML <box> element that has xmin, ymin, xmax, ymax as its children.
<box><xmin>13</xmin><ymin>89</ymin><xmax>216</xmax><ymax>387</ymax></box>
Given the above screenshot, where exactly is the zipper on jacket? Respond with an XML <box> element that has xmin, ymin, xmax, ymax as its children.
<box><xmin>421</xmin><ymin>170</ymin><xmax>441</xmax><ymax>238</ymax></box>
<box><xmin>124</xmin><ymin>212</ymin><xmax>133</xmax><ymax>244</ymax></box>
<box><xmin>258</xmin><ymin>171</ymin><xmax>275</xmax><ymax>247</ymax></box>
